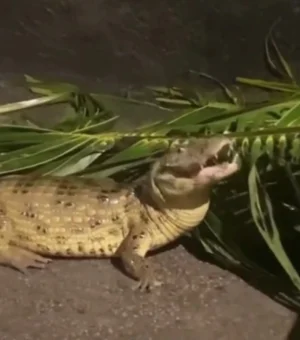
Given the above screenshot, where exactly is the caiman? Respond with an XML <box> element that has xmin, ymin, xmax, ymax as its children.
<box><xmin>0</xmin><ymin>136</ymin><xmax>240</xmax><ymax>291</ymax></box>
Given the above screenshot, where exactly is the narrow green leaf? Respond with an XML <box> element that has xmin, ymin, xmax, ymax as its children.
<box><xmin>74</xmin><ymin>116</ymin><xmax>119</xmax><ymax>134</ymax></box>
<box><xmin>146</xmin><ymin>86</ymin><xmax>184</xmax><ymax>97</ymax></box>
<box><xmin>199</xmin><ymin>211</ymin><xmax>272</xmax><ymax>274</ymax></box>
<box><xmin>275</xmin><ymin>102</ymin><xmax>300</xmax><ymax>127</ymax></box>
<box><xmin>236</xmin><ymin>77</ymin><xmax>299</xmax><ymax>93</ymax></box>
<box><xmin>189</xmin><ymin>70</ymin><xmax>240</xmax><ymax>105</ymax></box>
<box><xmin>0</xmin><ymin>132</ymin><xmax>55</xmax><ymax>144</ymax></box>
<box><xmin>265</xmin><ymin>21</ymin><xmax>296</xmax><ymax>83</ymax></box>
<box><xmin>101</xmin><ymin>138</ymin><xmax>169</xmax><ymax>165</ymax></box>
<box><xmin>35</xmin><ymin>140</ymin><xmax>96</xmax><ymax>175</ymax></box>
<box><xmin>41</xmin><ymin>138</ymin><xmax>116</xmax><ymax>176</ymax></box>
<box><xmin>0</xmin><ymin>93</ymin><xmax>71</xmax><ymax>114</ymax></box>
<box><xmin>91</xmin><ymin>92</ymin><xmax>173</xmax><ymax>112</ymax></box>
<box><xmin>53</xmin><ymin>153</ymin><xmax>102</xmax><ymax>176</ymax></box>
<box><xmin>25</xmin><ymin>74</ymin><xmax>79</xmax><ymax>95</ymax></box>
<box><xmin>154</xmin><ymin>97</ymin><xmax>193</xmax><ymax>106</ymax></box>
<box><xmin>44</xmin><ymin>145</ymin><xmax>104</xmax><ymax>176</ymax></box>
<box><xmin>250</xmin><ymin>137</ymin><xmax>264</xmax><ymax>166</ymax></box>
<box><xmin>264</xmin><ymin>19</ymin><xmax>287</xmax><ymax>79</ymax></box>
<box><xmin>248</xmin><ymin>165</ymin><xmax>300</xmax><ymax>290</ymax></box>
<box><xmin>168</xmin><ymin>106</ymin><xmax>228</xmax><ymax>125</ymax></box>
<box><xmin>0</xmin><ymin>137</ymin><xmax>87</xmax><ymax>174</ymax></box>
<box><xmin>0</xmin><ymin>124</ymin><xmax>51</xmax><ymax>133</ymax></box>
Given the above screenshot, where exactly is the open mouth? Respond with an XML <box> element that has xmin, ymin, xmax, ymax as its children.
<box><xmin>203</xmin><ymin>142</ymin><xmax>236</xmax><ymax>168</ymax></box>
<box><xmin>164</xmin><ymin>142</ymin><xmax>237</xmax><ymax>179</ymax></box>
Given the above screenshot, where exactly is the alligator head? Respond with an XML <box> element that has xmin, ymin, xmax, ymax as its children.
<box><xmin>148</xmin><ymin>136</ymin><xmax>240</xmax><ymax>208</ymax></box>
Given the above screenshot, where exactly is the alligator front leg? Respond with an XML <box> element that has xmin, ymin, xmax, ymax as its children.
<box><xmin>116</xmin><ymin>227</ymin><xmax>161</xmax><ymax>292</ymax></box>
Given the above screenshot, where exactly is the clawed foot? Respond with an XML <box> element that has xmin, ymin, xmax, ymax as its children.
<box><xmin>0</xmin><ymin>246</ymin><xmax>51</xmax><ymax>274</ymax></box>
<box><xmin>132</xmin><ymin>277</ymin><xmax>163</xmax><ymax>293</ymax></box>
<box><xmin>120</xmin><ymin>251</ymin><xmax>163</xmax><ymax>292</ymax></box>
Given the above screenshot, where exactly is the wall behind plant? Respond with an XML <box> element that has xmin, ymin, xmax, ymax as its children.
<box><xmin>0</xmin><ymin>0</ymin><xmax>299</xmax><ymax>90</ymax></box>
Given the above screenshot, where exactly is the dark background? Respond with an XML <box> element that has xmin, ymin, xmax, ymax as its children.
<box><xmin>1</xmin><ymin>0</ymin><xmax>300</xmax><ymax>90</ymax></box>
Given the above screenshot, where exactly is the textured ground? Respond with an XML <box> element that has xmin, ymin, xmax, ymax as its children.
<box><xmin>0</xmin><ymin>241</ymin><xmax>296</xmax><ymax>340</ymax></box>
<box><xmin>0</xmin><ymin>73</ymin><xmax>297</xmax><ymax>340</ymax></box>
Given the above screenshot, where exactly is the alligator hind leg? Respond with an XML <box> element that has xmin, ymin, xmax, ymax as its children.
<box><xmin>0</xmin><ymin>244</ymin><xmax>51</xmax><ymax>273</ymax></box>
<box><xmin>0</xmin><ymin>210</ymin><xmax>51</xmax><ymax>273</ymax></box>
